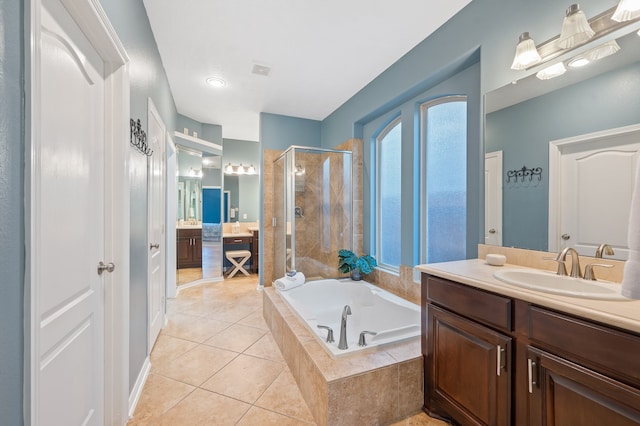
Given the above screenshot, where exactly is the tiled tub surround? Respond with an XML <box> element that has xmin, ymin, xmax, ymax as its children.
<box><xmin>263</xmin><ymin>287</ymin><xmax>423</xmax><ymax>425</ymax></box>
<box><xmin>276</xmin><ymin>279</ymin><xmax>421</xmax><ymax>357</ymax></box>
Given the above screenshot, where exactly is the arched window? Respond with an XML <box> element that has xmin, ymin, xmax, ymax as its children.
<box><xmin>375</xmin><ymin>117</ymin><xmax>402</xmax><ymax>270</ymax></box>
<box><xmin>420</xmin><ymin>96</ymin><xmax>467</xmax><ymax>264</ymax></box>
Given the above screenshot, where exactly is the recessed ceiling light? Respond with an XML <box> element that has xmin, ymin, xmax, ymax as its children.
<box><xmin>251</xmin><ymin>63</ymin><xmax>271</xmax><ymax>76</ymax></box>
<box><xmin>206</xmin><ymin>77</ymin><xmax>226</xmax><ymax>88</ymax></box>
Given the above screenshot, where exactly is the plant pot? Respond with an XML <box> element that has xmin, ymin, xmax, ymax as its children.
<box><xmin>350</xmin><ymin>268</ymin><xmax>363</xmax><ymax>281</ymax></box>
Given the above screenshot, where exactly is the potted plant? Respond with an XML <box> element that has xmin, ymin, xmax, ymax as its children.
<box><xmin>338</xmin><ymin>249</ymin><xmax>377</xmax><ymax>281</ymax></box>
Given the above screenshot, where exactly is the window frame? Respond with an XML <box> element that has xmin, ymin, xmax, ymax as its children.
<box><xmin>374</xmin><ymin>116</ymin><xmax>402</xmax><ymax>273</ymax></box>
<box><xmin>419</xmin><ymin>95</ymin><xmax>468</xmax><ymax>265</ymax></box>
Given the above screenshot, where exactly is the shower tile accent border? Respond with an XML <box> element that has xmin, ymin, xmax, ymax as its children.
<box><xmin>263</xmin><ymin>288</ymin><xmax>423</xmax><ymax>426</ymax></box>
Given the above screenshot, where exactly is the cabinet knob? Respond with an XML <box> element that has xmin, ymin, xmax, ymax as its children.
<box><xmin>97</xmin><ymin>261</ymin><xmax>115</xmax><ymax>275</ymax></box>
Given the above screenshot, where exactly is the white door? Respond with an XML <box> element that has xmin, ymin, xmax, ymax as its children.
<box><xmin>550</xmin><ymin>125</ymin><xmax>640</xmax><ymax>259</ymax></box>
<box><xmin>485</xmin><ymin>151</ymin><xmax>503</xmax><ymax>246</ymax></box>
<box><xmin>148</xmin><ymin>100</ymin><xmax>166</xmax><ymax>349</ymax></box>
<box><xmin>33</xmin><ymin>0</ymin><xmax>106</xmax><ymax>423</ymax></box>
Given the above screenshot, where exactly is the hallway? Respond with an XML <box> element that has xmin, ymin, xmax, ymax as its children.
<box><xmin>128</xmin><ymin>276</ymin><xmax>445</xmax><ymax>425</ymax></box>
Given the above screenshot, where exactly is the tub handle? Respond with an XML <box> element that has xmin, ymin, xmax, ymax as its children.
<box><xmin>358</xmin><ymin>331</ymin><xmax>378</xmax><ymax>347</ymax></box>
<box><xmin>317</xmin><ymin>325</ymin><xmax>335</xmax><ymax>343</ymax></box>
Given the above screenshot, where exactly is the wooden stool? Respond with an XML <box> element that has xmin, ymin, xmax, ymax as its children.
<box><xmin>225</xmin><ymin>250</ymin><xmax>252</xmax><ymax>278</ymax></box>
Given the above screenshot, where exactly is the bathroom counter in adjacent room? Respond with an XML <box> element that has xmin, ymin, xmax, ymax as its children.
<box><xmin>417</xmin><ymin>259</ymin><xmax>640</xmax><ymax>334</ymax></box>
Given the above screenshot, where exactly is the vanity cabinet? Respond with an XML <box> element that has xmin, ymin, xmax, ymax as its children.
<box><xmin>422</xmin><ymin>274</ymin><xmax>640</xmax><ymax>426</ymax></box>
<box><xmin>177</xmin><ymin>228</ymin><xmax>202</xmax><ymax>268</ymax></box>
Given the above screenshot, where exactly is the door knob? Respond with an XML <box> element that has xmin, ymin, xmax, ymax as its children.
<box><xmin>97</xmin><ymin>261</ymin><xmax>115</xmax><ymax>275</ymax></box>
<box><xmin>561</xmin><ymin>234</ymin><xmax>571</xmax><ymax>240</ymax></box>
<box><xmin>150</xmin><ymin>243</ymin><xmax>160</xmax><ymax>249</ymax></box>
<box><xmin>489</xmin><ymin>228</ymin><xmax>496</xmax><ymax>234</ymax></box>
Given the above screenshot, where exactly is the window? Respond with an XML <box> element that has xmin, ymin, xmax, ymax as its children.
<box><xmin>375</xmin><ymin>117</ymin><xmax>402</xmax><ymax>270</ymax></box>
<box><xmin>421</xmin><ymin>97</ymin><xmax>467</xmax><ymax>264</ymax></box>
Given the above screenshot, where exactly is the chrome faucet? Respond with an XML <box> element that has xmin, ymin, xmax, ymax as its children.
<box><xmin>595</xmin><ymin>243</ymin><xmax>615</xmax><ymax>258</ymax></box>
<box><xmin>338</xmin><ymin>305</ymin><xmax>352</xmax><ymax>350</ymax></box>
<box><xmin>556</xmin><ymin>247</ymin><xmax>582</xmax><ymax>278</ymax></box>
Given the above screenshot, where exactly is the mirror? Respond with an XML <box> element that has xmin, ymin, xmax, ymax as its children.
<box><xmin>176</xmin><ymin>143</ymin><xmax>223</xmax><ymax>285</ymax></box>
<box><xmin>485</xmin><ymin>28</ymin><xmax>640</xmax><ymax>259</ymax></box>
<box><xmin>223</xmin><ymin>174</ymin><xmax>259</xmax><ymax>222</ymax></box>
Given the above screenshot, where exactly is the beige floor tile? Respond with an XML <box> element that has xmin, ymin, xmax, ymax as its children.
<box><xmin>156</xmin><ymin>388</ymin><xmax>250</xmax><ymax>425</ymax></box>
<box><xmin>149</xmin><ymin>335</ymin><xmax>198</xmax><ymax>371</ymax></box>
<box><xmin>203</xmin><ymin>323</ymin><xmax>267</xmax><ymax>353</ymax></box>
<box><xmin>201</xmin><ymin>354</ymin><xmax>284</xmax><ymax>404</ymax></box>
<box><xmin>255</xmin><ymin>369</ymin><xmax>315</xmax><ymax>423</ymax></box>
<box><xmin>160</xmin><ymin>312</ymin><xmax>232</xmax><ymax>343</ymax></box>
<box><xmin>389</xmin><ymin>411</ymin><xmax>450</xmax><ymax>426</ymax></box>
<box><xmin>237</xmin><ymin>309</ymin><xmax>269</xmax><ymax>330</ymax></box>
<box><xmin>154</xmin><ymin>344</ymin><xmax>239</xmax><ymax>386</ymax></box>
<box><xmin>207</xmin><ymin>303</ymin><xmax>261</xmax><ymax>323</ymax></box>
<box><xmin>129</xmin><ymin>373</ymin><xmax>195</xmax><ymax>422</ymax></box>
<box><xmin>244</xmin><ymin>332</ymin><xmax>285</xmax><ymax>363</ymax></box>
<box><xmin>237</xmin><ymin>406</ymin><xmax>315</xmax><ymax>425</ymax></box>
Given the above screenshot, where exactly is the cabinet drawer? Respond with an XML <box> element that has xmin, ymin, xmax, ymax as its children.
<box><xmin>528</xmin><ymin>306</ymin><xmax>640</xmax><ymax>388</ymax></box>
<box><xmin>426</xmin><ymin>276</ymin><xmax>512</xmax><ymax>333</ymax></box>
<box><xmin>224</xmin><ymin>236</ymin><xmax>252</xmax><ymax>244</ymax></box>
<box><xmin>178</xmin><ymin>228</ymin><xmax>201</xmax><ymax>238</ymax></box>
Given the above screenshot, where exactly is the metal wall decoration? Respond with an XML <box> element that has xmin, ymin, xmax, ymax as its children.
<box><xmin>506</xmin><ymin>166</ymin><xmax>543</xmax><ymax>184</ymax></box>
<box><xmin>130</xmin><ymin>118</ymin><xmax>153</xmax><ymax>156</ymax></box>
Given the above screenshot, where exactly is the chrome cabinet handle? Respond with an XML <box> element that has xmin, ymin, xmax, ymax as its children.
<box><xmin>150</xmin><ymin>243</ymin><xmax>159</xmax><ymax>250</ymax></box>
<box><xmin>97</xmin><ymin>261</ymin><xmax>115</xmax><ymax>275</ymax></box>
<box><xmin>527</xmin><ymin>358</ymin><xmax>537</xmax><ymax>393</ymax></box>
<box><xmin>496</xmin><ymin>345</ymin><xmax>505</xmax><ymax>376</ymax></box>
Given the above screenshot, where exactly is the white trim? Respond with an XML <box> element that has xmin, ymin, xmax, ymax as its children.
<box><xmin>128</xmin><ymin>357</ymin><xmax>151</xmax><ymax>419</ymax></box>
<box><xmin>548</xmin><ymin>123</ymin><xmax>640</xmax><ymax>252</ymax></box>
<box><xmin>166</xmin><ymin>133</ymin><xmax>178</xmax><ymax>300</ymax></box>
<box><xmin>28</xmin><ymin>0</ymin><xmax>130</xmax><ymax>424</ymax></box>
<box><xmin>174</xmin><ymin>130</ymin><xmax>223</xmax><ymax>151</ymax></box>
<box><xmin>485</xmin><ymin>150</ymin><xmax>503</xmax><ymax>246</ymax></box>
<box><xmin>176</xmin><ymin>276</ymin><xmax>225</xmax><ymax>294</ymax></box>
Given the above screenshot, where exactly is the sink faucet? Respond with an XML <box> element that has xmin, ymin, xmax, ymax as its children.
<box><xmin>556</xmin><ymin>247</ymin><xmax>582</xmax><ymax>278</ymax></box>
<box><xmin>338</xmin><ymin>305</ymin><xmax>352</xmax><ymax>350</ymax></box>
<box><xmin>595</xmin><ymin>243</ymin><xmax>615</xmax><ymax>258</ymax></box>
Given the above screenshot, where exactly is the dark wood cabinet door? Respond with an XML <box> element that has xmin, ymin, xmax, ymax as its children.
<box><xmin>527</xmin><ymin>346</ymin><xmax>640</xmax><ymax>426</ymax></box>
<box><xmin>193</xmin><ymin>236</ymin><xmax>202</xmax><ymax>262</ymax></box>
<box><xmin>428</xmin><ymin>305</ymin><xmax>512</xmax><ymax>426</ymax></box>
<box><xmin>176</xmin><ymin>237</ymin><xmax>192</xmax><ymax>267</ymax></box>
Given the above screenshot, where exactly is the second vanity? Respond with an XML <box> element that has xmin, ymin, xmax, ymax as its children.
<box><xmin>417</xmin><ymin>259</ymin><xmax>640</xmax><ymax>425</ymax></box>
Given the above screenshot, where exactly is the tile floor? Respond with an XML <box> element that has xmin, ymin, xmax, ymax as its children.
<box><xmin>128</xmin><ymin>275</ymin><xmax>448</xmax><ymax>425</ymax></box>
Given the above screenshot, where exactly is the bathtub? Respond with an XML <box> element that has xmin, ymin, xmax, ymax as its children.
<box><xmin>276</xmin><ymin>279</ymin><xmax>420</xmax><ymax>357</ymax></box>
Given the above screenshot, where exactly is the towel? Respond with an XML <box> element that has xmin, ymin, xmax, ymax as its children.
<box><xmin>274</xmin><ymin>272</ymin><xmax>306</xmax><ymax>291</ymax></box>
<box><xmin>622</xmin><ymin>157</ymin><xmax>640</xmax><ymax>299</ymax></box>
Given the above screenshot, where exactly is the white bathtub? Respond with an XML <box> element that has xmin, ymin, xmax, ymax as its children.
<box><xmin>276</xmin><ymin>279</ymin><xmax>420</xmax><ymax>357</ymax></box>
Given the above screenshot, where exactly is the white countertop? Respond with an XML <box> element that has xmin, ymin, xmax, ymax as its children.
<box><xmin>176</xmin><ymin>224</ymin><xmax>202</xmax><ymax>229</ymax></box>
<box><xmin>223</xmin><ymin>232</ymin><xmax>253</xmax><ymax>238</ymax></box>
<box><xmin>417</xmin><ymin>259</ymin><xmax>640</xmax><ymax>335</ymax></box>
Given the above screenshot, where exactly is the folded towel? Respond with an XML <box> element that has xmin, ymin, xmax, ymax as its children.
<box><xmin>274</xmin><ymin>272</ymin><xmax>306</xmax><ymax>291</ymax></box>
<box><xmin>621</xmin><ymin>157</ymin><xmax>640</xmax><ymax>299</ymax></box>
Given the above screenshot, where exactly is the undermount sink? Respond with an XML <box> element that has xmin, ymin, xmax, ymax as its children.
<box><xmin>493</xmin><ymin>268</ymin><xmax>629</xmax><ymax>301</ymax></box>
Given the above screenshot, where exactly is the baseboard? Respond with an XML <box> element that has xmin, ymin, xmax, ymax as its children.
<box><xmin>128</xmin><ymin>356</ymin><xmax>151</xmax><ymax>419</ymax></box>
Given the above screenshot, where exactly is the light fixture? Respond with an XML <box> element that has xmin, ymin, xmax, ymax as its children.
<box><xmin>224</xmin><ymin>163</ymin><xmax>258</xmax><ymax>175</ymax></box>
<box><xmin>568</xmin><ymin>56</ymin><xmax>590</xmax><ymax>68</ymax></box>
<box><xmin>225</xmin><ymin>163</ymin><xmax>234</xmax><ymax>174</ymax></box>
<box><xmin>206</xmin><ymin>77</ymin><xmax>226</xmax><ymax>88</ymax></box>
<box><xmin>187</xmin><ymin>167</ymin><xmax>203</xmax><ymax>178</ymax></box>
<box><xmin>536</xmin><ymin>62</ymin><xmax>567</xmax><ymax>80</ymax></box>
<box><xmin>510</xmin><ymin>32</ymin><xmax>542</xmax><ymax>70</ymax></box>
<box><xmin>612</xmin><ymin>0</ymin><xmax>640</xmax><ymax>22</ymax></box>
<box><xmin>236</xmin><ymin>163</ymin><xmax>245</xmax><ymax>175</ymax></box>
<box><xmin>583</xmin><ymin>40</ymin><xmax>621</xmax><ymax>61</ymax></box>
<box><xmin>559</xmin><ymin>4</ymin><xmax>595</xmax><ymax>49</ymax></box>
<box><xmin>246</xmin><ymin>164</ymin><xmax>256</xmax><ymax>175</ymax></box>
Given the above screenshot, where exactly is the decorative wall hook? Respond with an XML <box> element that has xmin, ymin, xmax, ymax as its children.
<box><xmin>506</xmin><ymin>166</ymin><xmax>543</xmax><ymax>184</ymax></box>
<box><xmin>130</xmin><ymin>118</ymin><xmax>153</xmax><ymax>156</ymax></box>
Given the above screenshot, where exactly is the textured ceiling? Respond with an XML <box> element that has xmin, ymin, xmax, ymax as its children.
<box><xmin>143</xmin><ymin>0</ymin><xmax>473</xmax><ymax>141</ymax></box>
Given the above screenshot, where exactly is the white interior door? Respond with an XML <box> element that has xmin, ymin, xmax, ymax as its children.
<box><xmin>148</xmin><ymin>100</ymin><xmax>166</xmax><ymax>350</ymax></box>
<box><xmin>550</xmin><ymin>125</ymin><xmax>640</xmax><ymax>259</ymax></box>
<box><xmin>485</xmin><ymin>151</ymin><xmax>503</xmax><ymax>246</ymax></box>
<box><xmin>33</xmin><ymin>0</ymin><xmax>106</xmax><ymax>423</ymax></box>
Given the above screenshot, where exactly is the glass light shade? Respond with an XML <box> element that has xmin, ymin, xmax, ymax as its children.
<box><xmin>225</xmin><ymin>163</ymin><xmax>234</xmax><ymax>174</ymax></box>
<box><xmin>568</xmin><ymin>57</ymin><xmax>590</xmax><ymax>68</ymax></box>
<box><xmin>510</xmin><ymin>32</ymin><xmax>542</xmax><ymax>70</ymax></box>
<box><xmin>236</xmin><ymin>164</ymin><xmax>245</xmax><ymax>175</ymax></box>
<box><xmin>246</xmin><ymin>164</ymin><xmax>256</xmax><ymax>175</ymax></box>
<box><xmin>612</xmin><ymin>0</ymin><xmax>640</xmax><ymax>22</ymax></box>
<box><xmin>583</xmin><ymin>40</ymin><xmax>621</xmax><ymax>61</ymax></box>
<box><xmin>559</xmin><ymin>4</ymin><xmax>595</xmax><ymax>49</ymax></box>
<box><xmin>536</xmin><ymin>62</ymin><xmax>567</xmax><ymax>80</ymax></box>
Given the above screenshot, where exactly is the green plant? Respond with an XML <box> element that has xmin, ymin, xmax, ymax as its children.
<box><xmin>338</xmin><ymin>249</ymin><xmax>377</xmax><ymax>274</ymax></box>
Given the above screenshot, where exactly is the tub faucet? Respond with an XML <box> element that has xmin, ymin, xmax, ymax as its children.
<box><xmin>556</xmin><ymin>247</ymin><xmax>582</xmax><ymax>278</ymax></box>
<box><xmin>338</xmin><ymin>305</ymin><xmax>352</xmax><ymax>350</ymax></box>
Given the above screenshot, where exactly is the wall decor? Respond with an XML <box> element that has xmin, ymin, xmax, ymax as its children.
<box><xmin>130</xmin><ymin>118</ymin><xmax>153</xmax><ymax>156</ymax></box>
<box><xmin>506</xmin><ymin>165</ymin><xmax>543</xmax><ymax>184</ymax></box>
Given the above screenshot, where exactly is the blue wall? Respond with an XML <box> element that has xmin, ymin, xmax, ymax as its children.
<box><xmin>100</xmin><ymin>0</ymin><xmax>178</xmax><ymax>392</ymax></box>
<box><xmin>486</xmin><ymin>62</ymin><xmax>640</xmax><ymax>250</ymax></box>
<box><xmin>223</xmin><ymin>139</ymin><xmax>261</xmax><ymax>222</ymax></box>
<box><xmin>0</xmin><ymin>0</ymin><xmax>24</xmax><ymax>422</ymax></box>
<box><xmin>260</xmin><ymin>113</ymin><xmax>322</xmax><ymax>151</ymax></box>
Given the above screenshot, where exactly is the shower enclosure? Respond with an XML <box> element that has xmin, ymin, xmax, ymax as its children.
<box><xmin>273</xmin><ymin>146</ymin><xmax>353</xmax><ymax>280</ymax></box>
